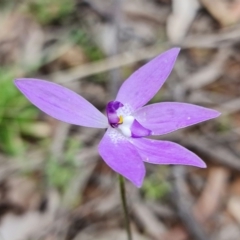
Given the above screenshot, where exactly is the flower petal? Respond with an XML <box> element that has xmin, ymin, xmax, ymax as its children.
<box><xmin>131</xmin><ymin>138</ymin><xmax>206</xmax><ymax>168</ymax></box>
<box><xmin>98</xmin><ymin>129</ymin><xmax>145</xmax><ymax>187</ymax></box>
<box><xmin>134</xmin><ymin>102</ymin><xmax>220</xmax><ymax>135</ymax></box>
<box><xmin>15</xmin><ymin>79</ymin><xmax>108</xmax><ymax>128</ymax></box>
<box><xmin>116</xmin><ymin>48</ymin><xmax>180</xmax><ymax>110</ymax></box>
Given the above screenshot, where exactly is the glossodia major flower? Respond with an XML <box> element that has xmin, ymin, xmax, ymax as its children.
<box><xmin>14</xmin><ymin>48</ymin><xmax>220</xmax><ymax>187</ymax></box>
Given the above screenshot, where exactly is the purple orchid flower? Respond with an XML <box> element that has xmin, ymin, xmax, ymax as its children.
<box><xmin>14</xmin><ymin>48</ymin><xmax>220</xmax><ymax>187</ymax></box>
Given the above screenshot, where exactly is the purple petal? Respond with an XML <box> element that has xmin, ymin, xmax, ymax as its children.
<box><xmin>134</xmin><ymin>102</ymin><xmax>220</xmax><ymax>135</ymax></box>
<box><xmin>98</xmin><ymin>129</ymin><xmax>145</xmax><ymax>187</ymax></box>
<box><xmin>116</xmin><ymin>48</ymin><xmax>180</xmax><ymax>110</ymax></box>
<box><xmin>15</xmin><ymin>79</ymin><xmax>108</xmax><ymax>128</ymax></box>
<box><xmin>131</xmin><ymin>138</ymin><xmax>206</xmax><ymax>168</ymax></box>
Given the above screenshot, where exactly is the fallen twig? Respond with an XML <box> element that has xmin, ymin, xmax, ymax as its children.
<box><xmin>170</xmin><ymin>166</ymin><xmax>209</xmax><ymax>240</ymax></box>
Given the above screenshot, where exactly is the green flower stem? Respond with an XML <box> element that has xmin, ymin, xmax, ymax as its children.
<box><xmin>119</xmin><ymin>175</ymin><xmax>132</xmax><ymax>240</ymax></box>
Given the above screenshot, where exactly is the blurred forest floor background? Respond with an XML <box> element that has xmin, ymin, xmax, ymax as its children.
<box><xmin>0</xmin><ymin>0</ymin><xmax>240</xmax><ymax>239</ymax></box>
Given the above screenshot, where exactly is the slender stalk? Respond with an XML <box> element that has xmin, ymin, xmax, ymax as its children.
<box><xmin>119</xmin><ymin>175</ymin><xmax>132</xmax><ymax>240</ymax></box>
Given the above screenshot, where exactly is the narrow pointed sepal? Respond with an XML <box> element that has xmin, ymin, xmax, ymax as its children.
<box><xmin>116</xmin><ymin>48</ymin><xmax>180</xmax><ymax>110</ymax></box>
<box><xmin>98</xmin><ymin>129</ymin><xmax>146</xmax><ymax>187</ymax></box>
<box><xmin>131</xmin><ymin>138</ymin><xmax>206</xmax><ymax>168</ymax></box>
<box><xmin>15</xmin><ymin>79</ymin><xmax>108</xmax><ymax>128</ymax></box>
<box><xmin>135</xmin><ymin>102</ymin><xmax>220</xmax><ymax>135</ymax></box>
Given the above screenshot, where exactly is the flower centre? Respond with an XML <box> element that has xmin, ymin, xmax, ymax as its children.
<box><xmin>106</xmin><ymin>101</ymin><xmax>151</xmax><ymax>138</ymax></box>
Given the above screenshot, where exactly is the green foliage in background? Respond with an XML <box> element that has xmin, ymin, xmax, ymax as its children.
<box><xmin>26</xmin><ymin>0</ymin><xmax>74</xmax><ymax>24</ymax></box>
<box><xmin>142</xmin><ymin>167</ymin><xmax>171</xmax><ymax>200</ymax></box>
<box><xmin>215</xmin><ymin>116</ymin><xmax>231</xmax><ymax>133</ymax></box>
<box><xmin>0</xmin><ymin>68</ymin><xmax>38</xmax><ymax>155</ymax></box>
<box><xmin>0</xmin><ymin>1</ymin><xmax>15</xmax><ymax>9</ymax></box>
<box><xmin>46</xmin><ymin>138</ymin><xmax>81</xmax><ymax>193</ymax></box>
<box><xmin>71</xmin><ymin>29</ymin><xmax>108</xmax><ymax>83</ymax></box>
<box><xmin>71</xmin><ymin>29</ymin><xmax>104</xmax><ymax>62</ymax></box>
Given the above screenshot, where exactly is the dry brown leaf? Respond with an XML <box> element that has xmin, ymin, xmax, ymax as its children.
<box><xmin>200</xmin><ymin>0</ymin><xmax>240</xmax><ymax>26</ymax></box>
<box><xmin>212</xmin><ymin>223</ymin><xmax>240</xmax><ymax>240</ymax></box>
<box><xmin>132</xmin><ymin>201</ymin><xmax>167</xmax><ymax>239</ymax></box>
<box><xmin>162</xmin><ymin>167</ymin><xmax>229</xmax><ymax>240</ymax></box>
<box><xmin>229</xmin><ymin>177</ymin><xmax>240</xmax><ymax>196</ymax></box>
<box><xmin>0</xmin><ymin>13</ymin><xmax>44</xmax><ymax>66</ymax></box>
<box><xmin>167</xmin><ymin>0</ymin><xmax>201</xmax><ymax>43</ymax></box>
<box><xmin>5</xmin><ymin>176</ymin><xmax>42</xmax><ymax>211</ymax></box>
<box><xmin>0</xmin><ymin>190</ymin><xmax>60</xmax><ymax>240</ymax></box>
<box><xmin>47</xmin><ymin>46</ymin><xmax>88</xmax><ymax>71</ymax></box>
<box><xmin>194</xmin><ymin>167</ymin><xmax>230</xmax><ymax>222</ymax></box>
<box><xmin>73</xmin><ymin>228</ymin><xmax>148</xmax><ymax>240</ymax></box>
<box><xmin>227</xmin><ymin>196</ymin><xmax>240</xmax><ymax>224</ymax></box>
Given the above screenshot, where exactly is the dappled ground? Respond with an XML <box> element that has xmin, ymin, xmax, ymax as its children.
<box><xmin>1</xmin><ymin>0</ymin><xmax>240</xmax><ymax>239</ymax></box>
